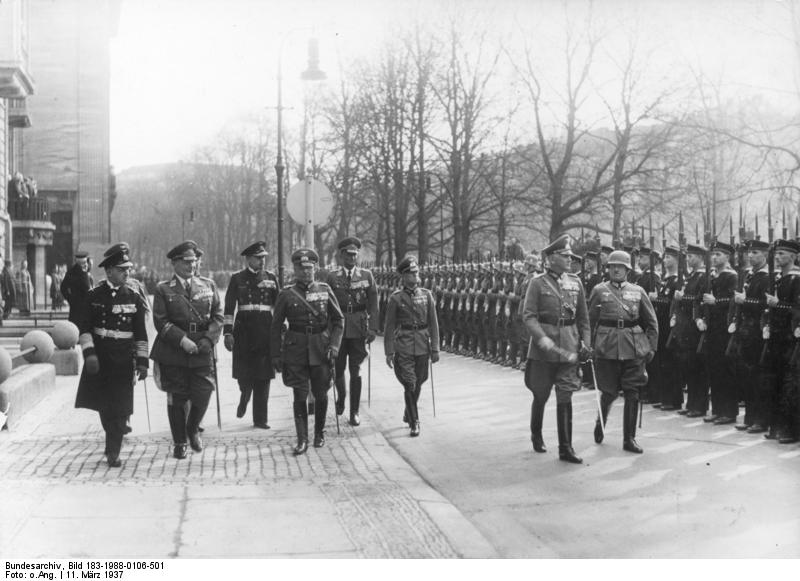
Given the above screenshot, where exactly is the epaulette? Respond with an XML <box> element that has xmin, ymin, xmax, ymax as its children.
<box><xmin>91</xmin><ymin>280</ymin><xmax>108</xmax><ymax>290</ymax></box>
<box><xmin>196</xmin><ymin>275</ymin><xmax>215</xmax><ymax>284</ymax></box>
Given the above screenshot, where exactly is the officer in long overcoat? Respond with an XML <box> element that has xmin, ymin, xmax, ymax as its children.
<box><xmin>224</xmin><ymin>241</ymin><xmax>279</xmax><ymax>429</ymax></box>
<box><xmin>270</xmin><ymin>249</ymin><xmax>344</xmax><ymax>455</ymax></box>
<box><xmin>588</xmin><ymin>250</ymin><xmax>658</xmax><ymax>454</ymax></box>
<box><xmin>323</xmin><ymin>237</ymin><xmax>378</xmax><ymax>427</ymax></box>
<box><xmin>522</xmin><ymin>235</ymin><xmax>590</xmax><ymax>464</ymax></box>
<box><xmin>150</xmin><ymin>241</ymin><xmax>223</xmax><ymax>459</ymax></box>
<box><xmin>383</xmin><ymin>257</ymin><xmax>440</xmax><ymax>437</ymax></box>
<box><xmin>75</xmin><ymin>247</ymin><xmax>149</xmax><ymax>467</ymax></box>
<box><xmin>61</xmin><ymin>251</ymin><xmax>94</xmax><ymax>324</ymax></box>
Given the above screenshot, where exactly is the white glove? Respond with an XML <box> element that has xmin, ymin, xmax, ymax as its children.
<box><xmin>669</xmin><ymin>315</ymin><xmax>676</xmax><ymax>328</ymax></box>
<box><xmin>762</xmin><ymin>327</ymin><xmax>770</xmax><ymax>340</ymax></box>
<box><xmin>765</xmin><ymin>293</ymin><xmax>778</xmax><ymax>307</ymax></box>
<box><xmin>727</xmin><ymin>323</ymin><xmax>736</xmax><ymax>334</ymax></box>
<box><xmin>673</xmin><ymin>289</ymin><xmax>684</xmax><ymax>301</ymax></box>
<box><xmin>696</xmin><ymin>319</ymin><xmax>707</xmax><ymax>332</ymax></box>
<box><xmin>733</xmin><ymin>291</ymin><xmax>745</xmax><ymax>305</ymax></box>
<box><xmin>180</xmin><ymin>336</ymin><xmax>198</xmax><ymax>354</ymax></box>
<box><xmin>702</xmin><ymin>293</ymin><xmax>716</xmax><ymax>305</ymax></box>
<box><xmin>537</xmin><ymin>336</ymin><xmax>556</xmax><ymax>351</ymax></box>
<box><xmin>794</xmin><ymin>327</ymin><xmax>800</xmax><ymax>339</ymax></box>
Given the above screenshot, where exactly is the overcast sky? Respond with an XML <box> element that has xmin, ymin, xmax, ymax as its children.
<box><xmin>109</xmin><ymin>0</ymin><xmax>799</xmax><ymax>171</ymax></box>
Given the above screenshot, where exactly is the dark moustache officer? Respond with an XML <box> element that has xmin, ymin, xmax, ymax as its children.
<box><xmin>521</xmin><ymin>235</ymin><xmax>590</xmax><ymax>464</ymax></box>
<box><xmin>75</xmin><ymin>247</ymin><xmax>149</xmax><ymax>467</ymax></box>
<box><xmin>150</xmin><ymin>241</ymin><xmax>223</xmax><ymax>459</ymax></box>
<box><xmin>269</xmin><ymin>248</ymin><xmax>344</xmax><ymax>455</ymax></box>
<box><xmin>383</xmin><ymin>257</ymin><xmax>440</xmax><ymax>437</ymax></box>
<box><xmin>223</xmin><ymin>241</ymin><xmax>279</xmax><ymax>429</ymax></box>
<box><xmin>323</xmin><ymin>237</ymin><xmax>378</xmax><ymax>426</ymax></box>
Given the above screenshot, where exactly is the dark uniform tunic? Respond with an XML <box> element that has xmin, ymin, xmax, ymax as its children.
<box><xmin>672</xmin><ymin>268</ymin><xmax>709</xmax><ymax>414</ymax></box>
<box><xmin>324</xmin><ymin>266</ymin><xmax>378</xmax><ymax>415</ymax></box>
<box><xmin>61</xmin><ymin>264</ymin><xmax>94</xmax><ymax>324</ymax></box>
<box><xmin>224</xmin><ymin>267</ymin><xmax>279</xmax><ymax>424</ymax></box>
<box><xmin>75</xmin><ymin>281</ymin><xmax>149</xmax><ymax>458</ymax></box>
<box><xmin>150</xmin><ymin>274</ymin><xmax>223</xmax><ymax>443</ymax></box>
<box><xmin>654</xmin><ymin>273</ymin><xmax>682</xmax><ymax>408</ymax></box>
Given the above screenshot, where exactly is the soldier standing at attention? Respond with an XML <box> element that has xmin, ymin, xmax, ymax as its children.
<box><xmin>150</xmin><ymin>241</ymin><xmax>223</xmax><ymax>459</ymax></box>
<box><xmin>588</xmin><ymin>250</ymin><xmax>658</xmax><ymax>454</ymax></box>
<box><xmin>522</xmin><ymin>235</ymin><xmax>590</xmax><ymax>463</ymax></box>
<box><xmin>224</xmin><ymin>241</ymin><xmax>279</xmax><ymax>429</ymax></box>
<box><xmin>384</xmin><ymin>257</ymin><xmax>440</xmax><ymax>437</ymax></box>
<box><xmin>324</xmin><ymin>237</ymin><xmax>378</xmax><ymax>427</ymax></box>
<box><xmin>75</xmin><ymin>246</ymin><xmax>149</xmax><ymax>467</ymax></box>
<box><xmin>61</xmin><ymin>251</ymin><xmax>94</xmax><ymax>325</ymax></box>
<box><xmin>270</xmin><ymin>249</ymin><xmax>343</xmax><ymax>455</ymax></box>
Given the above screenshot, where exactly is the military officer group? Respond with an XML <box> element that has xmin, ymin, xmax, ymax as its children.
<box><xmin>70</xmin><ymin>231</ymin><xmax>800</xmax><ymax>468</ymax></box>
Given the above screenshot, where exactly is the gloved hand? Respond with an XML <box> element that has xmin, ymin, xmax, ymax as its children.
<box><xmin>180</xmin><ymin>336</ymin><xmax>198</xmax><ymax>354</ymax></box>
<box><xmin>696</xmin><ymin>318</ymin><xmax>707</xmax><ymax>332</ymax></box>
<box><xmin>197</xmin><ymin>338</ymin><xmax>213</xmax><ymax>355</ymax></box>
<box><xmin>366</xmin><ymin>330</ymin><xmax>377</xmax><ymax>344</ymax></box>
<box><xmin>578</xmin><ymin>344</ymin><xmax>593</xmax><ymax>362</ymax></box>
<box><xmin>84</xmin><ymin>354</ymin><xmax>100</xmax><ymax>375</ymax></box>
<box><xmin>272</xmin><ymin>357</ymin><xmax>282</xmax><ymax>373</ymax></box>
<box><xmin>702</xmin><ymin>293</ymin><xmax>716</xmax><ymax>305</ymax></box>
<box><xmin>669</xmin><ymin>314</ymin><xmax>676</xmax><ymax>328</ymax></box>
<box><xmin>645</xmin><ymin>351</ymin><xmax>655</xmax><ymax>364</ymax></box>
<box><xmin>136</xmin><ymin>365</ymin><xmax>148</xmax><ymax>380</ymax></box>
<box><xmin>728</xmin><ymin>322</ymin><xmax>736</xmax><ymax>334</ymax></box>
<box><xmin>224</xmin><ymin>334</ymin><xmax>234</xmax><ymax>352</ymax></box>
<box><xmin>431</xmin><ymin>351</ymin><xmax>440</xmax><ymax>363</ymax></box>
<box><xmin>386</xmin><ymin>355</ymin><xmax>394</xmax><ymax>369</ymax></box>
<box><xmin>327</xmin><ymin>347</ymin><xmax>339</xmax><ymax>361</ymax></box>
<box><xmin>648</xmin><ymin>291</ymin><xmax>657</xmax><ymax>300</ymax></box>
<box><xmin>734</xmin><ymin>291</ymin><xmax>745</xmax><ymax>305</ymax></box>
<box><xmin>673</xmin><ymin>289</ymin><xmax>684</xmax><ymax>301</ymax></box>
<box><xmin>765</xmin><ymin>293</ymin><xmax>779</xmax><ymax>307</ymax></box>
<box><xmin>537</xmin><ymin>336</ymin><xmax>556</xmax><ymax>352</ymax></box>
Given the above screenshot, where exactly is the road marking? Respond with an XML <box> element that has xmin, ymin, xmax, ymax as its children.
<box><xmin>777</xmin><ymin>450</ymin><xmax>800</xmax><ymax>459</ymax></box>
<box><xmin>683</xmin><ymin>421</ymin><xmax>705</xmax><ymax>428</ymax></box>
<box><xmin>685</xmin><ymin>448</ymin><xmax>739</xmax><ymax>465</ymax></box>
<box><xmin>711</xmin><ymin>428</ymin><xmax>737</xmax><ymax>440</ymax></box>
<box><xmin>653</xmin><ymin>414</ymin><xmax>679</xmax><ymax>422</ymax></box>
<box><xmin>650</xmin><ymin>441</ymin><xmax>694</xmax><ymax>454</ymax></box>
<box><xmin>718</xmin><ymin>464</ymin><xmax>764</xmax><ymax>481</ymax></box>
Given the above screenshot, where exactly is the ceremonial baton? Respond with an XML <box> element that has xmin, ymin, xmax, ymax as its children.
<box><xmin>329</xmin><ymin>353</ymin><xmax>340</xmax><ymax>434</ymax></box>
<box><xmin>212</xmin><ymin>347</ymin><xmax>222</xmax><ymax>430</ymax></box>
<box><xmin>428</xmin><ymin>337</ymin><xmax>437</xmax><ymax>418</ymax></box>
<box><xmin>589</xmin><ymin>359</ymin><xmax>604</xmax><ymax>437</ymax></box>
<box><xmin>141</xmin><ymin>376</ymin><xmax>152</xmax><ymax>432</ymax></box>
<box><xmin>367</xmin><ymin>341</ymin><xmax>372</xmax><ymax>408</ymax></box>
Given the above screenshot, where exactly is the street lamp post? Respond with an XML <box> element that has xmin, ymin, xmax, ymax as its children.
<box><xmin>300</xmin><ymin>38</ymin><xmax>326</xmax><ymax>249</ymax></box>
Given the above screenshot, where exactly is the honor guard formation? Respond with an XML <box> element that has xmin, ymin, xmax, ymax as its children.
<box><xmin>72</xmin><ymin>219</ymin><xmax>800</xmax><ymax>467</ymax></box>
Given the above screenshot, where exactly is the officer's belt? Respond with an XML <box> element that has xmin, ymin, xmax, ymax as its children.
<box><xmin>288</xmin><ymin>323</ymin><xmax>326</xmax><ymax>334</ymax></box>
<box><xmin>182</xmin><ymin>322</ymin><xmax>209</xmax><ymax>333</ymax></box>
<box><xmin>537</xmin><ymin>315</ymin><xmax>575</xmax><ymax>327</ymax></box>
<box><xmin>344</xmin><ymin>303</ymin><xmax>367</xmax><ymax>313</ymax></box>
<box><xmin>597</xmin><ymin>319</ymin><xmax>639</xmax><ymax>329</ymax></box>
<box><xmin>400</xmin><ymin>323</ymin><xmax>428</xmax><ymax>330</ymax></box>
<box><xmin>93</xmin><ymin>328</ymin><xmax>134</xmax><ymax>339</ymax></box>
<box><xmin>237</xmin><ymin>304</ymin><xmax>272</xmax><ymax>312</ymax></box>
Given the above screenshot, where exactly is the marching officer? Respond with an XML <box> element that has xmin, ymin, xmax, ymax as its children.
<box><xmin>324</xmin><ymin>237</ymin><xmax>378</xmax><ymax>427</ymax></box>
<box><xmin>61</xmin><ymin>251</ymin><xmax>94</xmax><ymax>324</ymax></box>
<box><xmin>522</xmin><ymin>235</ymin><xmax>590</xmax><ymax>463</ymax></box>
<box><xmin>223</xmin><ymin>241</ymin><xmax>279</xmax><ymax>429</ymax></box>
<box><xmin>588</xmin><ymin>249</ymin><xmax>658</xmax><ymax>454</ymax></box>
<box><xmin>383</xmin><ymin>257</ymin><xmax>440</xmax><ymax>437</ymax></box>
<box><xmin>150</xmin><ymin>241</ymin><xmax>223</xmax><ymax>459</ymax></box>
<box><xmin>270</xmin><ymin>249</ymin><xmax>343</xmax><ymax>455</ymax></box>
<box><xmin>75</xmin><ymin>246</ymin><xmax>149</xmax><ymax>467</ymax></box>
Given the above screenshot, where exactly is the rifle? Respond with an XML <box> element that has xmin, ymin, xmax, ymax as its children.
<box><xmin>759</xmin><ymin>202</ymin><xmax>776</xmax><ymax>366</ymax></box>
<box><xmin>696</xmin><ymin>209</ymin><xmax>713</xmax><ymax>355</ymax></box>
<box><xmin>725</xmin><ymin>206</ymin><xmax>747</xmax><ymax>358</ymax></box>
<box><xmin>661</xmin><ymin>223</ymin><xmax>667</xmax><ymax>280</ymax></box>
<box><xmin>665</xmin><ymin>212</ymin><xmax>686</xmax><ymax>350</ymax></box>
<box><xmin>649</xmin><ymin>216</ymin><xmax>656</xmax><ymax>293</ymax></box>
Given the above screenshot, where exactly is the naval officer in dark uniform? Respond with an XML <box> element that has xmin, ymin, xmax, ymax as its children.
<box><xmin>75</xmin><ymin>246</ymin><xmax>149</xmax><ymax>467</ymax></box>
<box><xmin>223</xmin><ymin>241</ymin><xmax>279</xmax><ymax>429</ymax></box>
<box><xmin>150</xmin><ymin>241</ymin><xmax>223</xmax><ymax>459</ymax></box>
<box><xmin>270</xmin><ymin>249</ymin><xmax>344</xmax><ymax>455</ymax></box>
<box><xmin>324</xmin><ymin>237</ymin><xmax>378</xmax><ymax>426</ymax></box>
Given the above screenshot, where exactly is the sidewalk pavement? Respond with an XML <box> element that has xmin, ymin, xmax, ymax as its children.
<box><xmin>0</xmin><ymin>340</ymin><xmax>498</xmax><ymax>559</ymax></box>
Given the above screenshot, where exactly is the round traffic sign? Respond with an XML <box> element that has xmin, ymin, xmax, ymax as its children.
<box><xmin>286</xmin><ymin>178</ymin><xmax>335</xmax><ymax>225</ymax></box>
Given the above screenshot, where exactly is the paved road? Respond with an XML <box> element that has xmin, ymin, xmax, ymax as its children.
<box><xmin>1</xmin><ymin>333</ymin><xmax>798</xmax><ymax>558</ymax></box>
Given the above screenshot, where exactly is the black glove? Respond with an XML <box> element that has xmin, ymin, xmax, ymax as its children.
<box><xmin>136</xmin><ymin>366</ymin><xmax>148</xmax><ymax>380</ymax></box>
<box><xmin>579</xmin><ymin>345</ymin><xmax>594</xmax><ymax>363</ymax></box>
<box><xmin>431</xmin><ymin>351</ymin><xmax>440</xmax><ymax>363</ymax></box>
<box><xmin>645</xmin><ymin>351</ymin><xmax>655</xmax><ymax>364</ymax></box>
<box><xmin>197</xmin><ymin>338</ymin><xmax>213</xmax><ymax>355</ymax></box>
<box><xmin>84</xmin><ymin>355</ymin><xmax>100</xmax><ymax>375</ymax></box>
<box><xmin>272</xmin><ymin>357</ymin><xmax>282</xmax><ymax>373</ymax></box>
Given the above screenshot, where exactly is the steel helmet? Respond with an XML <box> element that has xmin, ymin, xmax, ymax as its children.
<box><xmin>606</xmin><ymin>250</ymin><xmax>632</xmax><ymax>268</ymax></box>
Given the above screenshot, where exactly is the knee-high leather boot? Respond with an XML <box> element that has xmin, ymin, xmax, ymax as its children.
<box><xmin>405</xmin><ymin>389</ymin><xmax>420</xmax><ymax>437</ymax></box>
<box><xmin>314</xmin><ymin>394</ymin><xmax>328</xmax><ymax>448</ymax></box>
<box><xmin>530</xmin><ymin>397</ymin><xmax>547</xmax><ymax>453</ymax></box>
<box><xmin>186</xmin><ymin>399</ymin><xmax>208</xmax><ymax>452</ymax></box>
<box><xmin>594</xmin><ymin>392</ymin><xmax>613</xmax><ymax>444</ymax></box>
<box><xmin>293</xmin><ymin>401</ymin><xmax>308</xmax><ymax>455</ymax></box>
<box><xmin>167</xmin><ymin>405</ymin><xmax>188</xmax><ymax>459</ymax></box>
<box><xmin>237</xmin><ymin>382</ymin><xmax>252</xmax><ymax>418</ymax></box>
<box><xmin>557</xmin><ymin>402</ymin><xmax>582</xmax><ymax>464</ymax></box>
<box><xmin>349</xmin><ymin>377</ymin><xmax>362</xmax><ymax>426</ymax></box>
<box><xmin>334</xmin><ymin>374</ymin><xmax>346</xmax><ymax>416</ymax></box>
<box><xmin>623</xmin><ymin>397</ymin><xmax>644</xmax><ymax>453</ymax></box>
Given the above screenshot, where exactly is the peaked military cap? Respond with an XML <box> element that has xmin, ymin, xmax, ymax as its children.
<box><xmin>337</xmin><ymin>237</ymin><xmax>362</xmax><ymax>254</ymax></box>
<box><xmin>103</xmin><ymin>242</ymin><xmax>130</xmax><ymax>257</ymax></box>
<box><xmin>664</xmin><ymin>246</ymin><xmax>682</xmax><ymax>258</ymax></box>
<box><xmin>542</xmin><ymin>234</ymin><xmax>574</xmax><ymax>256</ymax></box>
<box><xmin>291</xmin><ymin>248</ymin><xmax>318</xmax><ymax>266</ymax></box>
<box><xmin>747</xmin><ymin>239</ymin><xmax>770</xmax><ymax>251</ymax></box>
<box><xmin>639</xmin><ymin>247</ymin><xmax>662</xmax><ymax>262</ymax></box>
<box><xmin>167</xmin><ymin>240</ymin><xmax>199</xmax><ymax>260</ymax></box>
<box><xmin>585</xmin><ymin>250</ymin><xmax>600</xmax><ymax>260</ymax></box>
<box><xmin>601</xmin><ymin>245</ymin><xmax>614</xmax><ymax>255</ymax></box>
<box><xmin>710</xmin><ymin>241</ymin><xmax>734</xmax><ymax>255</ymax></box>
<box><xmin>241</xmin><ymin>241</ymin><xmax>268</xmax><ymax>257</ymax></box>
<box><xmin>98</xmin><ymin>250</ymin><xmax>133</xmax><ymax>269</ymax></box>
<box><xmin>686</xmin><ymin>244</ymin><xmax>707</xmax><ymax>256</ymax></box>
<box><xmin>397</xmin><ymin>256</ymin><xmax>419</xmax><ymax>274</ymax></box>
<box><xmin>74</xmin><ymin>251</ymin><xmax>89</xmax><ymax>259</ymax></box>
<box><xmin>775</xmin><ymin>239</ymin><xmax>800</xmax><ymax>254</ymax></box>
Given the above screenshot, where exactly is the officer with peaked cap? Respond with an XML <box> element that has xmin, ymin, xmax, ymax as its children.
<box><xmin>384</xmin><ymin>256</ymin><xmax>440</xmax><ymax>437</ymax></box>
<box><xmin>150</xmin><ymin>241</ymin><xmax>223</xmax><ymax>459</ymax></box>
<box><xmin>323</xmin><ymin>237</ymin><xmax>378</xmax><ymax>426</ymax></box>
<box><xmin>522</xmin><ymin>234</ymin><xmax>590</xmax><ymax>463</ymax></box>
<box><xmin>269</xmin><ymin>248</ymin><xmax>343</xmax><ymax>454</ymax></box>
<box><xmin>75</xmin><ymin>246</ymin><xmax>149</xmax><ymax>467</ymax></box>
<box><xmin>588</xmin><ymin>249</ymin><xmax>658</xmax><ymax>454</ymax></box>
<box><xmin>61</xmin><ymin>250</ymin><xmax>94</xmax><ymax>324</ymax></box>
<box><xmin>224</xmin><ymin>241</ymin><xmax>279</xmax><ymax>429</ymax></box>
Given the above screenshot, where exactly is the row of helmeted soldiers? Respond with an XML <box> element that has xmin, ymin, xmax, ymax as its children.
<box><xmin>374</xmin><ymin>233</ymin><xmax>800</xmax><ymax>449</ymax></box>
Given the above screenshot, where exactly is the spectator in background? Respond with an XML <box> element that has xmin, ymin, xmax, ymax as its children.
<box><xmin>1</xmin><ymin>260</ymin><xmax>16</xmax><ymax>319</ymax></box>
<box><xmin>50</xmin><ymin>265</ymin><xmax>66</xmax><ymax>310</ymax></box>
<box><xmin>61</xmin><ymin>252</ymin><xmax>94</xmax><ymax>324</ymax></box>
<box><xmin>15</xmin><ymin>259</ymin><xmax>33</xmax><ymax>315</ymax></box>
<box><xmin>506</xmin><ymin>237</ymin><xmax>525</xmax><ymax>262</ymax></box>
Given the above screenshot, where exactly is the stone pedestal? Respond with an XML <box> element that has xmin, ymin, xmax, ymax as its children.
<box><xmin>0</xmin><ymin>363</ymin><xmax>56</xmax><ymax>430</ymax></box>
<box><xmin>51</xmin><ymin>348</ymin><xmax>81</xmax><ymax>376</ymax></box>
